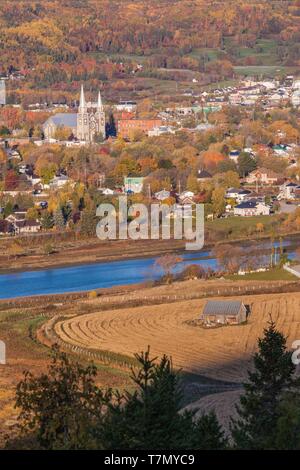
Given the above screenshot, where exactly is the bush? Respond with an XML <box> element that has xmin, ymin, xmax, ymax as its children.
<box><xmin>88</xmin><ymin>290</ymin><xmax>98</xmax><ymax>299</ymax></box>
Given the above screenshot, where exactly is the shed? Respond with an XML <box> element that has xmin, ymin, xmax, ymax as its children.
<box><xmin>201</xmin><ymin>300</ymin><xmax>247</xmax><ymax>326</ymax></box>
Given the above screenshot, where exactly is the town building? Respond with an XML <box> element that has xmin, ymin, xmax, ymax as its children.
<box><xmin>115</xmin><ymin>101</ymin><xmax>137</xmax><ymax>112</ymax></box>
<box><xmin>118</xmin><ymin>119</ymin><xmax>162</xmax><ymax>139</ymax></box>
<box><xmin>148</xmin><ymin>126</ymin><xmax>176</xmax><ymax>137</ymax></box>
<box><xmin>43</xmin><ymin>85</ymin><xmax>105</xmax><ymax>143</ymax></box>
<box><xmin>77</xmin><ymin>85</ymin><xmax>105</xmax><ymax>142</ymax></box>
<box><xmin>43</xmin><ymin>113</ymin><xmax>77</xmax><ymax>140</ymax></box>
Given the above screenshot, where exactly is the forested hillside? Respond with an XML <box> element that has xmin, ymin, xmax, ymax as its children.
<box><xmin>1</xmin><ymin>0</ymin><xmax>300</xmax><ymax>104</ymax></box>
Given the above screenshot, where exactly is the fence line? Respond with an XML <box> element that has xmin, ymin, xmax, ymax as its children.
<box><xmin>1</xmin><ymin>281</ymin><xmax>300</xmax><ymax>311</ymax></box>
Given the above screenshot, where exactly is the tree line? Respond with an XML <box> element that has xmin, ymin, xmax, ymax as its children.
<box><xmin>5</xmin><ymin>319</ymin><xmax>300</xmax><ymax>450</ymax></box>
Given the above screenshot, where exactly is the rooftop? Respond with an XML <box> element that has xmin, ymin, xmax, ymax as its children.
<box><xmin>202</xmin><ymin>300</ymin><xmax>243</xmax><ymax>317</ymax></box>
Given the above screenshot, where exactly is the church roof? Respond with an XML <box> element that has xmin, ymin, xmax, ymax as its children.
<box><xmin>44</xmin><ymin>113</ymin><xmax>77</xmax><ymax>129</ymax></box>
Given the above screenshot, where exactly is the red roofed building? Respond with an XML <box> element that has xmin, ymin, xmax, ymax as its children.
<box><xmin>118</xmin><ymin>119</ymin><xmax>162</xmax><ymax>139</ymax></box>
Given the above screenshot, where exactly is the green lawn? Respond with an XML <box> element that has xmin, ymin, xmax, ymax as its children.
<box><xmin>233</xmin><ymin>65</ymin><xmax>297</xmax><ymax>77</ymax></box>
<box><xmin>226</xmin><ymin>268</ymin><xmax>298</xmax><ymax>281</ymax></box>
<box><xmin>206</xmin><ymin>215</ymin><xmax>279</xmax><ymax>239</ymax></box>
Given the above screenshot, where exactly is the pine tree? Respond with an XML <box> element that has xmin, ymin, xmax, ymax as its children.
<box><xmin>53</xmin><ymin>208</ymin><xmax>65</xmax><ymax>230</ymax></box>
<box><xmin>79</xmin><ymin>209</ymin><xmax>97</xmax><ymax>236</ymax></box>
<box><xmin>41</xmin><ymin>211</ymin><xmax>54</xmax><ymax>230</ymax></box>
<box><xmin>231</xmin><ymin>320</ymin><xmax>295</xmax><ymax>449</ymax></box>
<box><xmin>102</xmin><ymin>348</ymin><xmax>227</xmax><ymax>450</ymax></box>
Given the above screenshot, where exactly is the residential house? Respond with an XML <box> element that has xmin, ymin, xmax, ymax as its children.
<box><xmin>27</xmin><ymin>174</ymin><xmax>41</xmax><ymax>186</ymax></box>
<box><xmin>226</xmin><ymin>188</ymin><xmax>251</xmax><ymax>202</ymax></box>
<box><xmin>197</xmin><ymin>169</ymin><xmax>212</xmax><ymax>182</ymax></box>
<box><xmin>278</xmin><ymin>182</ymin><xmax>299</xmax><ymax>200</ymax></box>
<box><xmin>100</xmin><ymin>188</ymin><xmax>115</xmax><ymax>196</ymax></box>
<box><xmin>179</xmin><ymin>190</ymin><xmax>194</xmax><ymax>200</ymax></box>
<box><xmin>115</xmin><ymin>101</ymin><xmax>137</xmax><ymax>113</ymax></box>
<box><xmin>272</xmin><ymin>144</ymin><xmax>292</xmax><ymax>158</ymax></box>
<box><xmin>13</xmin><ymin>219</ymin><xmax>41</xmax><ymax>234</ymax></box>
<box><xmin>49</xmin><ymin>174</ymin><xmax>69</xmax><ymax>189</ymax></box>
<box><xmin>246</xmin><ymin>168</ymin><xmax>280</xmax><ymax>185</ymax></box>
<box><xmin>200</xmin><ymin>300</ymin><xmax>247</xmax><ymax>326</ymax></box>
<box><xmin>229</xmin><ymin>150</ymin><xmax>240</xmax><ymax>163</ymax></box>
<box><xmin>124</xmin><ymin>176</ymin><xmax>144</xmax><ymax>194</ymax></box>
<box><xmin>5</xmin><ymin>210</ymin><xmax>41</xmax><ymax>234</ymax></box>
<box><xmin>234</xmin><ymin>200</ymin><xmax>270</xmax><ymax>216</ymax></box>
<box><xmin>148</xmin><ymin>126</ymin><xmax>176</xmax><ymax>137</ymax></box>
<box><xmin>154</xmin><ymin>189</ymin><xmax>171</xmax><ymax>201</ymax></box>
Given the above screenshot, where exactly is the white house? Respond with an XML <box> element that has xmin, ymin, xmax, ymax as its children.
<box><xmin>226</xmin><ymin>188</ymin><xmax>252</xmax><ymax>202</ymax></box>
<box><xmin>148</xmin><ymin>126</ymin><xmax>176</xmax><ymax>137</ymax></box>
<box><xmin>49</xmin><ymin>175</ymin><xmax>69</xmax><ymax>189</ymax></box>
<box><xmin>229</xmin><ymin>150</ymin><xmax>240</xmax><ymax>163</ymax></box>
<box><xmin>154</xmin><ymin>189</ymin><xmax>171</xmax><ymax>201</ymax></box>
<box><xmin>101</xmin><ymin>188</ymin><xmax>115</xmax><ymax>196</ymax></box>
<box><xmin>234</xmin><ymin>201</ymin><xmax>270</xmax><ymax>217</ymax></box>
<box><xmin>278</xmin><ymin>182</ymin><xmax>300</xmax><ymax>200</ymax></box>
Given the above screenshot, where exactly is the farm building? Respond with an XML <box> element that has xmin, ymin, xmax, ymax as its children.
<box><xmin>201</xmin><ymin>300</ymin><xmax>247</xmax><ymax>326</ymax></box>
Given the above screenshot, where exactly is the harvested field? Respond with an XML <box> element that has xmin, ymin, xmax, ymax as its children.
<box><xmin>184</xmin><ymin>389</ymin><xmax>242</xmax><ymax>437</ymax></box>
<box><xmin>51</xmin><ymin>292</ymin><xmax>300</xmax><ymax>383</ymax></box>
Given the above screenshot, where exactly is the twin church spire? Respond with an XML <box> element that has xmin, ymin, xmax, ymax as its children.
<box><xmin>79</xmin><ymin>84</ymin><xmax>103</xmax><ymax>111</ymax></box>
<box><xmin>77</xmin><ymin>84</ymin><xmax>105</xmax><ymax>142</ymax></box>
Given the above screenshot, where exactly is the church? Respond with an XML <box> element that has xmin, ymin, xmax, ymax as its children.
<box><xmin>43</xmin><ymin>85</ymin><xmax>105</xmax><ymax>142</ymax></box>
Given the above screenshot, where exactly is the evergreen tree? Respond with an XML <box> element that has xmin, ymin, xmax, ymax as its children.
<box><xmin>188</xmin><ymin>411</ymin><xmax>227</xmax><ymax>450</ymax></box>
<box><xmin>237</xmin><ymin>152</ymin><xmax>257</xmax><ymax>177</ymax></box>
<box><xmin>105</xmin><ymin>113</ymin><xmax>117</xmax><ymax>137</ymax></box>
<box><xmin>11</xmin><ymin>347</ymin><xmax>226</xmax><ymax>450</ymax></box>
<box><xmin>53</xmin><ymin>208</ymin><xmax>65</xmax><ymax>230</ymax></box>
<box><xmin>79</xmin><ymin>209</ymin><xmax>97</xmax><ymax>236</ymax></box>
<box><xmin>231</xmin><ymin>320</ymin><xmax>295</xmax><ymax>449</ymax></box>
<box><xmin>273</xmin><ymin>392</ymin><xmax>300</xmax><ymax>449</ymax></box>
<box><xmin>41</xmin><ymin>211</ymin><xmax>54</xmax><ymax>230</ymax></box>
<box><xmin>102</xmin><ymin>348</ymin><xmax>227</xmax><ymax>450</ymax></box>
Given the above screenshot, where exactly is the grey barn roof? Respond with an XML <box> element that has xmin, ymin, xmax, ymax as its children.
<box><xmin>202</xmin><ymin>300</ymin><xmax>243</xmax><ymax>316</ymax></box>
<box><xmin>44</xmin><ymin>113</ymin><xmax>77</xmax><ymax>129</ymax></box>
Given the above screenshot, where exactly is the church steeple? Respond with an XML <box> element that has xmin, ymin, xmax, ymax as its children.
<box><xmin>79</xmin><ymin>84</ymin><xmax>86</xmax><ymax>110</ymax></box>
<box><xmin>77</xmin><ymin>84</ymin><xmax>105</xmax><ymax>143</ymax></box>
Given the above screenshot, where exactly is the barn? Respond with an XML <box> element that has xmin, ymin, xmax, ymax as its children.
<box><xmin>200</xmin><ymin>300</ymin><xmax>247</xmax><ymax>326</ymax></box>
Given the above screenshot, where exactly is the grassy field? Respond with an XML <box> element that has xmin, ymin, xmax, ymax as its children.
<box><xmin>226</xmin><ymin>268</ymin><xmax>298</xmax><ymax>281</ymax></box>
<box><xmin>233</xmin><ymin>65</ymin><xmax>296</xmax><ymax>77</ymax></box>
<box><xmin>207</xmin><ymin>214</ymin><xmax>279</xmax><ymax>239</ymax></box>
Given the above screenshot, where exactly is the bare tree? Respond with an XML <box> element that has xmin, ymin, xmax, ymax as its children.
<box><xmin>155</xmin><ymin>254</ymin><xmax>183</xmax><ymax>283</ymax></box>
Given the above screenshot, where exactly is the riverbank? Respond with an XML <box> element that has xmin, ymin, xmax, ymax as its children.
<box><xmin>1</xmin><ymin>228</ymin><xmax>300</xmax><ymax>275</ymax></box>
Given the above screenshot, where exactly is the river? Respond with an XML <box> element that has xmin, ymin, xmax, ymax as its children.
<box><xmin>0</xmin><ymin>238</ymin><xmax>298</xmax><ymax>299</ymax></box>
